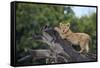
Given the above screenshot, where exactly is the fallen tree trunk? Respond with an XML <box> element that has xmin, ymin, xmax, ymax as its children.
<box><xmin>18</xmin><ymin>49</ymin><xmax>69</xmax><ymax>64</ymax></box>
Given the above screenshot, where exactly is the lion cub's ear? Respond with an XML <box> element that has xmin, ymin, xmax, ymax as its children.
<box><xmin>67</xmin><ymin>23</ymin><xmax>70</xmax><ymax>27</ymax></box>
<box><xmin>59</xmin><ymin>22</ymin><xmax>63</xmax><ymax>26</ymax></box>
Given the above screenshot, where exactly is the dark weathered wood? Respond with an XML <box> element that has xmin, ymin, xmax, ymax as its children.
<box><xmin>18</xmin><ymin>49</ymin><xmax>69</xmax><ymax>63</ymax></box>
<box><xmin>33</xmin><ymin>31</ymin><xmax>70</xmax><ymax>63</ymax></box>
<box><xmin>18</xmin><ymin>55</ymin><xmax>31</xmax><ymax>62</ymax></box>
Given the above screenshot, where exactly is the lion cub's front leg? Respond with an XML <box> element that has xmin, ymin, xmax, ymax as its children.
<box><xmin>60</xmin><ymin>34</ymin><xmax>66</xmax><ymax>39</ymax></box>
<box><xmin>54</xmin><ymin>27</ymin><xmax>66</xmax><ymax>39</ymax></box>
<box><xmin>54</xmin><ymin>27</ymin><xmax>61</xmax><ymax>33</ymax></box>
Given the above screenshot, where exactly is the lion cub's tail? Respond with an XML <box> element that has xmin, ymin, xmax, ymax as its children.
<box><xmin>86</xmin><ymin>36</ymin><xmax>92</xmax><ymax>53</ymax></box>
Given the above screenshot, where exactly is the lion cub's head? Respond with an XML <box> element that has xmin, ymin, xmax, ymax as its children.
<box><xmin>59</xmin><ymin>22</ymin><xmax>70</xmax><ymax>33</ymax></box>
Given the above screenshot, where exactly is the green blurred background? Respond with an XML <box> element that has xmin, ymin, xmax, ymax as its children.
<box><xmin>15</xmin><ymin>3</ymin><xmax>97</xmax><ymax>64</ymax></box>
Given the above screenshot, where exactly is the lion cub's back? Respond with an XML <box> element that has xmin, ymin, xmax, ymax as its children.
<box><xmin>66</xmin><ymin>33</ymin><xmax>90</xmax><ymax>45</ymax></box>
<box><xmin>74</xmin><ymin>33</ymin><xmax>90</xmax><ymax>42</ymax></box>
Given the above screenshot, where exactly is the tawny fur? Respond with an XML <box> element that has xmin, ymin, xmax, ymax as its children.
<box><xmin>54</xmin><ymin>23</ymin><xmax>91</xmax><ymax>53</ymax></box>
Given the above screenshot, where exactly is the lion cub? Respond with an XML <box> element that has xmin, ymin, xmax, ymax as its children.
<box><xmin>54</xmin><ymin>22</ymin><xmax>91</xmax><ymax>53</ymax></box>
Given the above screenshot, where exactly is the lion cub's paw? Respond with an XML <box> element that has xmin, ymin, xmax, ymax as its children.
<box><xmin>54</xmin><ymin>27</ymin><xmax>58</xmax><ymax>29</ymax></box>
<box><xmin>54</xmin><ymin>27</ymin><xmax>59</xmax><ymax>30</ymax></box>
